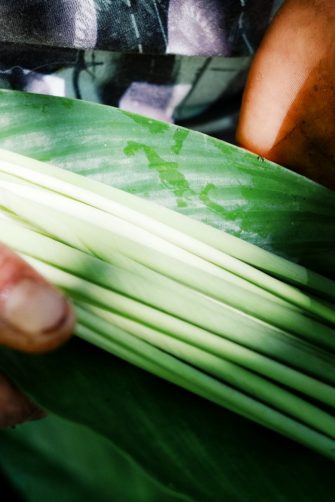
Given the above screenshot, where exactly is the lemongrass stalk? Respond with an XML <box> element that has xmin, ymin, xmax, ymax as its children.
<box><xmin>1</xmin><ymin>182</ymin><xmax>335</xmax><ymax>354</ymax></box>
<box><xmin>0</xmin><ymin>190</ymin><xmax>301</xmax><ymax>312</ymax></box>
<box><xmin>0</xmin><ymin>176</ymin><xmax>297</xmax><ymax>305</ymax></box>
<box><xmin>77</xmin><ymin>301</ymin><xmax>335</xmax><ymax>408</ymax></box>
<box><xmin>75</xmin><ymin>314</ymin><xmax>335</xmax><ymax>461</ymax></box>
<box><xmin>0</xmin><ymin>148</ymin><xmax>334</xmax><ymax>302</ymax></box>
<box><xmin>22</xmin><ymin>255</ymin><xmax>335</xmax><ymax>386</ymax></box>
<box><xmin>1</xmin><ymin>218</ymin><xmax>334</xmax><ymax>403</ymax></box>
<box><xmin>0</xmin><ymin>211</ymin><xmax>302</xmax><ymax>319</ymax></box>
<box><xmin>76</xmin><ymin>300</ymin><xmax>335</xmax><ymax>438</ymax></box>
<box><xmin>1</xmin><ymin>170</ymin><xmax>335</xmax><ymax>323</ymax></box>
<box><xmin>1</xmin><ymin>149</ymin><xmax>334</xmax><ymax>458</ymax></box>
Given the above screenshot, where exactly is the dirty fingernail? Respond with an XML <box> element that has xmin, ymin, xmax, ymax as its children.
<box><xmin>3</xmin><ymin>279</ymin><xmax>67</xmax><ymax>335</ymax></box>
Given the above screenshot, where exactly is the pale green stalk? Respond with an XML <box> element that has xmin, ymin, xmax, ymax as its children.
<box><xmin>22</xmin><ymin>255</ymin><xmax>335</xmax><ymax>387</ymax></box>
<box><xmin>0</xmin><ymin>148</ymin><xmax>334</xmax><ymax>302</ymax></box>
<box><xmin>0</xmin><ymin>149</ymin><xmax>335</xmax><ymax>460</ymax></box>
<box><xmin>1</xmin><ymin>218</ymin><xmax>334</xmax><ymax>403</ymax></box>
<box><xmin>76</xmin><ymin>300</ymin><xmax>335</xmax><ymax>437</ymax></box>
<box><xmin>76</xmin><ymin>312</ymin><xmax>335</xmax><ymax>461</ymax></box>
<box><xmin>1</xmin><ymin>182</ymin><xmax>335</xmax><ymax>353</ymax></box>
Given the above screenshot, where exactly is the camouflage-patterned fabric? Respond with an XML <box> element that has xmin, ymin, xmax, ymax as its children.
<box><xmin>0</xmin><ymin>0</ymin><xmax>283</xmax><ymax>132</ymax></box>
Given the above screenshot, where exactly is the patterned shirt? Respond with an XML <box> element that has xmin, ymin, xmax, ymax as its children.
<box><xmin>0</xmin><ymin>1</ymin><xmax>283</xmax><ymax>134</ymax></box>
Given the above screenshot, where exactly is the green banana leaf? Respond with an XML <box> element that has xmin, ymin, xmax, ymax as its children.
<box><xmin>0</xmin><ymin>414</ymin><xmax>187</xmax><ymax>502</ymax></box>
<box><xmin>0</xmin><ymin>90</ymin><xmax>334</xmax><ymax>501</ymax></box>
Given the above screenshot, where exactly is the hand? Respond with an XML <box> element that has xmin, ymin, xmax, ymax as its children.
<box><xmin>0</xmin><ymin>244</ymin><xmax>74</xmax><ymax>427</ymax></box>
<box><xmin>237</xmin><ymin>0</ymin><xmax>335</xmax><ymax>190</ymax></box>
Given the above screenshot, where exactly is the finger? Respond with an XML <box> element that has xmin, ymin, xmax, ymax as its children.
<box><xmin>236</xmin><ymin>0</ymin><xmax>335</xmax><ymax>189</ymax></box>
<box><xmin>0</xmin><ymin>373</ymin><xmax>45</xmax><ymax>428</ymax></box>
<box><xmin>0</xmin><ymin>244</ymin><xmax>75</xmax><ymax>353</ymax></box>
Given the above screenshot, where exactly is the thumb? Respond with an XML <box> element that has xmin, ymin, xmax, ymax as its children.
<box><xmin>237</xmin><ymin>0</ymin><xmax>335</xmax><ymax>190</ymax></box>
<box><xmin>0</xmin><ymin>244</ymin><xmax>74</xmax><ymax>353</ymax></box>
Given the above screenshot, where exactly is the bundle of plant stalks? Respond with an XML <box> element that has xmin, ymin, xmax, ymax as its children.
<box><xmin>0</xmin><ymin>148</ymin><xmax>335</xmax><ymax>460</ymax></box>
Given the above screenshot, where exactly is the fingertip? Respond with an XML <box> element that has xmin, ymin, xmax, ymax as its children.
<box><xmin>0</xmin><ymin>245</ymin><xmax>75</xmax><ymax>353</ymax></box>
<box><xmin>0</xmin><ymin>374</ymin><xmax>45</xmax><ymax>428</ymax></box>
<box><xmin>0</xmin><ymin>291</ymin><xmax>75</xmax><ymax>354</ymax></box>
